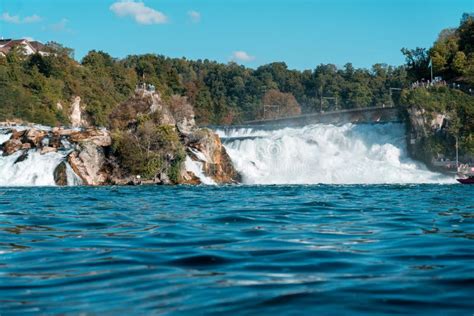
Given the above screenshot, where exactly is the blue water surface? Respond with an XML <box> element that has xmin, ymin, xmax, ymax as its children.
<box><xmin>0</xmin><ymin>184</ymin><xmax>473</xmax><ymax>315</ymax></box>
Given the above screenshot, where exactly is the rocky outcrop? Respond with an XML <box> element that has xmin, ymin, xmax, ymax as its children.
<box><xmin>405</xmin><ymin>105</ymin><xmax>458</xmax><ymax>173</ymax></box>
<box><xmin>186</xmin><ymin>129</ymin><xmax>240</xmax><ymax>184</ymax></box>
<box><xmin>68</xmin><ymin>142</ymin><xmax>108</xmax><ymax>185</ymax></box>
<box><xmin>0</xmin><ymin>88</ymin><xmax>240</xmax><ymax>186</ymax></box>
<box><xmin>25</xmin><ymin>128</ymin><xmax>47</xmax><ymax>147</ymax></box>
<box><xmin>110</xmin><ymin>88</ymin><xmax>239</xmax><ymax>185</ymax></box>
<box><xmin>109</xmin><ymin>89</ymin><xmax>176</xmax><ymax>129</ymax></box>
<box><xmin>53</xmin><ymin>162</ymin><xmax>68</xmax><ymax>186</ymax></box>
<box><xmin>70</xmin><ymin>96</ymin><xmax>84</xmax><ymax>128</ymax></box>
<box><xmin>0</xmin><ymin>124</ymin><xmax>112</xmax><ymax>186</ymax></box>
<box><xmin>69</xmin><ymin>128</ymin><xmax>112</xmax><ymax>147</ymax></box>
<box><xmin>168</xmin><ymin>95</ymin><xmax>196</xmax><ymax>135</ymax></box>
<box><xmin>2</xmin><ymin>139</ymin><xmax>23</xmax><ymax>155</ymax></box>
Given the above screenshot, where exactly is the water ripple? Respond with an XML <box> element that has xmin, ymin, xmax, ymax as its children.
<box><xmin>0</xmin><ymin>184</ymin><xmax>473</xmax><ymax>315</ymax></box>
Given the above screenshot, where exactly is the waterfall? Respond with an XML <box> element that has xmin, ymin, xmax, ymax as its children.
<box><xmin>184</xmin><ymin>156</ymin><xmax>216</xmax><ymax>185</ymax></box>
<box><xmin>0</xmin><ymin>123</ymin><xmax>455</xmax><ymax>186</ymax></box>
<box><xmin>0</xmin><ymin>127</ymin><xmax>81</xmax><ymax>186</ymax></box>
<box><xmin>0</xmin><ymin>149</ymin><xmax>66</xmax><ymax>186</ymax></box>
<box><xmin>217</xmin><ymin>123</ymin><xmax>454</xmax><ymax>184</ymax></box>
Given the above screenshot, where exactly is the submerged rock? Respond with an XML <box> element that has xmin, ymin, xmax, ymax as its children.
<box><xmin>54</xmin><ymin>161</ymin><xmax>68</xmax><ymax>186</ymax></box>
<box><xmin>41</xmin><ymin>146</ymin><xmax>57</xmax><ymax>155</ymax></box>
<box><xmin>14</xmin><ymin>150</ymin><xmax>29</xmax><ymax>164</ymax></box>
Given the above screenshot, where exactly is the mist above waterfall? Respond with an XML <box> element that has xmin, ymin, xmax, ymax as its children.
<box><xmin>217</xmin><ymin>123</ymin><xmax>454</xmax><ymax>184</ymax></box>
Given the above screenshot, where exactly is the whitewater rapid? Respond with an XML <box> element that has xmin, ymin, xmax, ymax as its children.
<box><xmin>217</xmin><ymin>123</ymin><xmax>454</xmax><ymax>184</ymax></box>
<box><xmin>0</xmin><ymin>127</ymin><xmax>215</xmax><ymax>186</ymax></box>
<box><xmin>0</xmin><ymin>128</ymin><xmax>82</xmax><ymax>186</ymax></box>
<box><xmin>0</xmin><ymin>123</ymin><xmax>454</xmax><ymax>186</ymax></box>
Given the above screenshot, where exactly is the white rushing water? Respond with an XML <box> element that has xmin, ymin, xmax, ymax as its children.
<box><xmin>0</xmin><ymin>132</ymin><xmax>12</xmax><ymax>145</ymax></box>
<box><xmin>184</xmin><ymin>156</ymin><xmax>216</xmax><ymax>185</ymax></box>
<box><xmin>0</xmin><ymin>149</ymin><xmax>66</xmax><ymax>186</ymax></box>
<box><xmin>217</xmin><ymin>123</ymin><xmax>454</xmax><ymax>184</ymax></box>
<box><xmin>0</xmin><ymin>123</ymin><xmax>454</xmax><ymax>186</ymax></box>
<box><xmin>0</xmin><ymin>128</ymin><xmax>81</xmax><ymax>186</ymax></box>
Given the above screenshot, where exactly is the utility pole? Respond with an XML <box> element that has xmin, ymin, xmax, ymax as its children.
<box><xmin>429</xmin><ymin>58</ymin><xmax>433</xmax><ymax>82</ymax></box>
<box><xmin>323</xmin><ymin>97</ymin><xmax>337</xmax><ymax>111</ymax></box>
<box><xmin>455</xmin><ymin>136</ymin><xmax>459</xmax><ymax>171</ymax></box>
<box><xmin>320</xmin><ymin>87</ymin><xmax>323</xmax><ymax>113</ymax></box>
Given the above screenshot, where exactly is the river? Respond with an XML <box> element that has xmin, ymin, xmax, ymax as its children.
<box><xmin>1</xmin><ymin>185</ymin><xmax>473</xmax><ymax>315</ymax></box>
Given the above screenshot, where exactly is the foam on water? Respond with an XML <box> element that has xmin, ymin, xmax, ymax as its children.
<box><xmin>0</xmin><ymin>149</ymin><xmax>66</xmax><ymax>186</ymax></box>
<box><xmin>0</xmin><ymin>132</ymin><xmax>11</xmax><ymax>145</ymax></box>
<box><xmin>218</xmin><ymin>123</ymin><xmax>454</xmax><ymax>184</ymax></box>
<box><xmin>184</xmin><ymin>156</ymin><xmax>216</xmax><ymax>185</ymax></box>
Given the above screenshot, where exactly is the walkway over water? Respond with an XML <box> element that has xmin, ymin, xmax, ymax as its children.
<box><xmin>213</xmin><ymin>106</ymin><xmax>402</xmax><ymax>131</ymax></box>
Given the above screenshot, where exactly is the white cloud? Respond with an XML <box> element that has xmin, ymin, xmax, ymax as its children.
<box><xmin>0</xmin><ymin>12</ymin><xmax>41</xmax><ymax>24</ymax></box>
<box><xmin>110</xmin><ymin>0</ymin><xmax>168</xmax><ymax>25</ymax></box>
<box><xmin>50</xmin><ymin>18</ymin><xmax>69</xmax><ymax>32</ymax></box>
<box><xmin>231</xmin><ymin>51</ymin><xmax>255</xmax><ymax>62</ymax></box>
<box><xmin>188</xmin><ymin>10</ymin><xmax>201</xmax><ymax>23</ymax></box>
<box><xmin>23</xmin><ymin>14</ymin><xmax>42</xmax><ymax>23</ymax></box>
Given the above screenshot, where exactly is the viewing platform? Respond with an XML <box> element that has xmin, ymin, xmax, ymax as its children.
<box><xmin>214</xmin><ymin>106</ymin><xmax>403</xmax><ymax>131</ymax></box>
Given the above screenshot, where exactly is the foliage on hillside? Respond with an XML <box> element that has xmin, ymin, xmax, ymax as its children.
<box><xmin>0</xmin><ymin>14</ymin><xmax>472</xmax><ymax>146</ymax></box>
<box><xmin>402</xmin><ymin>13</ymin><xmax>474</xmax><ymax>85</ymax></box>
<box><xmin>112</xmin><ymin>122</ymin><xmax>186</xmax><ymax>182</ymax></box>
<box><xmin>402</xmin><ymin>87</ymin><xmax>474</xmax><ymax>156</ymax></box>
<box><xmin>0</xmin><ymin>44</ymin><xmax>137</xmax><ymax>126</ymax></box>
<box><xmin>261</xmin><ymin>89</ymin><xmax>301</xmax><ymax>119</ymax></box>
<box><xmin>0</xmin><ymin>44</ymin><xmax>410</xmax><ymax>126</ymax></box>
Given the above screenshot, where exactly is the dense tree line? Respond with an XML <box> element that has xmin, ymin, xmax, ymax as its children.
<box><xmin>402</xmin><ymin>13</ymin><xmax>474</xmax><ymax>85</ymax></box>
<box><xmin>0</xmin><ymin>45</ymin><xmax>409</xmax><ymax>127</ymax></box>
<box><xmin>0</xmin><ymin>14</ymin><xmax>472</xmax><ymax>130</ymax></box>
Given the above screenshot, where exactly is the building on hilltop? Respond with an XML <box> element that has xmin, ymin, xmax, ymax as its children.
<box><xmin>0</xmin><ymin>38</ymin><xmax>50</xmax><ymax>57</ymax></box>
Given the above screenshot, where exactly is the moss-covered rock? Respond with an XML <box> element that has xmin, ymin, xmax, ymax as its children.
<box><xmin>110</xmin><ymin>90</ymin><xmax>239</xmax><ymax>185</ymax></box>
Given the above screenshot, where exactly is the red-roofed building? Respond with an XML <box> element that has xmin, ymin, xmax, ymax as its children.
<box><xmin>0</xmin><ymin>38</ymin><xmax>50</xmax><ymax>57</ymax></box>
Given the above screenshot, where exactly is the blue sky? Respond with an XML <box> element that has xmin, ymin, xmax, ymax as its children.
<box><xmin>0</xmin><ymin>0</ymin><xmax>472</xmax><ymax>70</ymax></box>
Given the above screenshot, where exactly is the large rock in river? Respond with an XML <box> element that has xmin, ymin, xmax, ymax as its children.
<box><xmin>24</xmin><ymin>128</ymin><xmax>47</xmax><ymax>147</ymax></box>
<box><xmin>68</xmin><ymin>142</ymin><xmax>108</xmax><ymax>185</ymax></box>
<box><xmin>69</xmin><ymin>128</ymin><xmax>112</xmax><ymax>147</ymax></box>
<box><xmin>186</xmin><ymin>129</ymin><xmax>240</xmax><ymax>184</ymax></box>
<box><xmin>2</xmin><ymin>139</ymin><xmax>22</xmax><ymax>155</ymax></box>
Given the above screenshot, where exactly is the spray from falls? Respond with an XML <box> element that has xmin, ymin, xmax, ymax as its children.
<box><xmin>217</xmin><ymin>123</ymin><xmax>454</xmax><ymax>184</ymax></box>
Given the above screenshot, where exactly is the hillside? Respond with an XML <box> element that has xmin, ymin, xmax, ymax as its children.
<box><xmin>0</xmin><ymin>14</ymin><xmax>472</xmax><ymax>160</ymax></box>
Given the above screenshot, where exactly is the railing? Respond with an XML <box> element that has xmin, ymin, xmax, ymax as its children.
<box><xmin>242</xmin><ymin>105</ymin><xmax>399</xmax><ymax>125</ymax></box>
